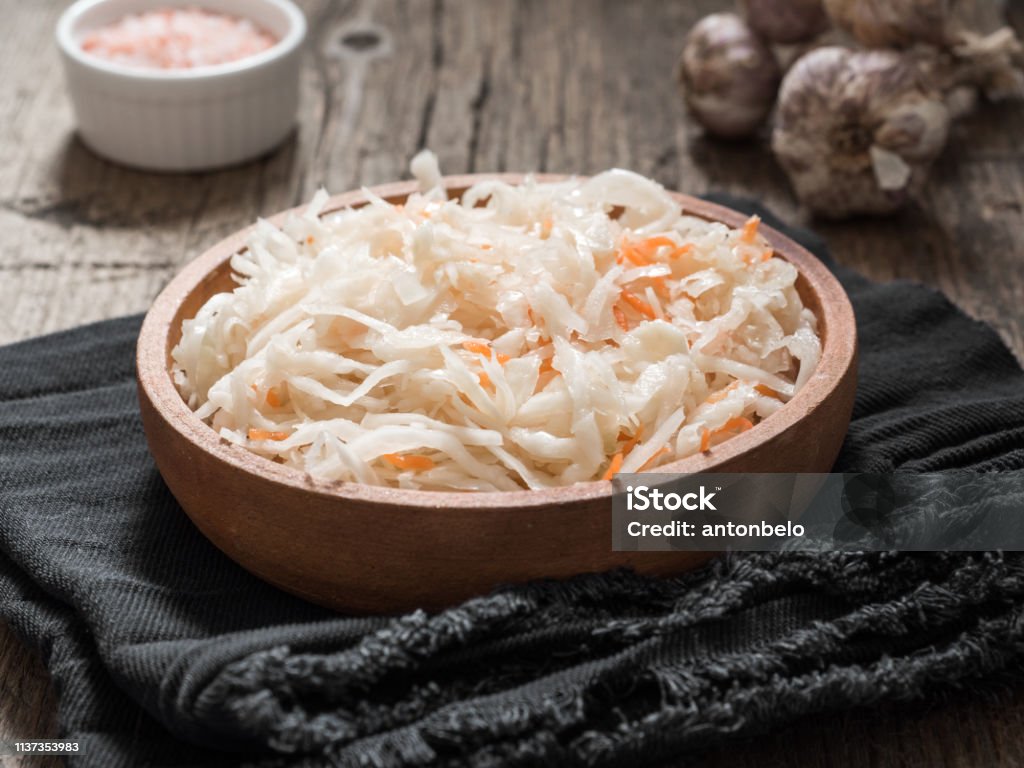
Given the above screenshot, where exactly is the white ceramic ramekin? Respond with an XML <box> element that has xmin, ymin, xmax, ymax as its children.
<box><xmin>56</xmin><ymin>0</ymin><xmax>306</xmax><ymax>172</ymax></box>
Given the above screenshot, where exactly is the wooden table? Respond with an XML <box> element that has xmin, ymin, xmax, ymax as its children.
<box><xmin>2</xmin><ymin>1</ymin><xmax>1023</xmax><ymax>766</ymax></box>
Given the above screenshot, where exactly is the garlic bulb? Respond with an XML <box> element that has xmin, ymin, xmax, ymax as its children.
<box><xmin>823</xmin><ymin>0</ymin><xmax>1009</xmax><ymax>48</ymax></box>
<box><xmin>823</xmin><ymin>0</ymin><xmax>951</xmax><ymax>48</ymax></box>
<box><xmin>677</xmin><ymin>13</ymin><xmax>781</xmax><ymax>138</ymax></box>
<box><xmin>824</xmin><ymin>0</ymin><xmax>1023</xmax><ymax>104</ymax></box>
<box><xmin>740</xmin><ymin>0</ymin><xmax>830</xmax><ymax>45</ymax></box>
<box><xmin>772</xmin><ymin>47</ymin><xmax>950</xmax><ymax>217</ymax></box>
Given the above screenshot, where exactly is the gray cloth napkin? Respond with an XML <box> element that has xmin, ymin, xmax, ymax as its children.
<box><xmin>2</xmin><ymin>199</ymin><xmax>1024</xmax><ymax>767</ymax></box>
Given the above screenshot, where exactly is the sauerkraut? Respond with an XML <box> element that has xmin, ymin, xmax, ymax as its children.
<box><xmin>172</xmin><ymin>151</ymin><xmax>821</xmax><ymax>491</ymax></box>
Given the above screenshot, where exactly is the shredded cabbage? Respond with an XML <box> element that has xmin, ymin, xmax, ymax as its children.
<box><xmin>172</xmin><ymin>151</ymin><xmax>821</xmax><ymax>491</ymax></box>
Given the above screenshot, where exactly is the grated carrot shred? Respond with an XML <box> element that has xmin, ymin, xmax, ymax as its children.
<box><xmin>761</xmin><ymin>248</ymin><xmax>773</xmax><ymax>262</ymax></box>
<box><xmin>602</xmin><ymin>452</ymin><xmax>624</xmax><ymax>481</ymax></box>
<box><xmin>755</xmin><ymin>384</ymin><xmax>783</xmax><ymax>400</ymax></box>
<box><xmin>620</xmin><ymin>236</ymin><xmax>679</xmax><ymax>267</ymax></box>
<box><xmin>462</xmin><ymin>341</ymin><xmax>492</xmax><ymax>358</ymax></box>
<box><xmin>705</xmin><ymin>380</ymin><xmax>740</xmax><ymax>405</ymax></box>
<box><xmin>265</xmin><ymin>387</ymin><xmax>283</xmax><ymax>408</ymax></box>
<box><xmin>671</xmin><ymin>243</ymin><xmax>695</xmax><ymax>259</ymax></box>
<box><xmin>621</xmin><ymin>242</ymin><xmax>649</xmax><ymax>267</ymax></box>
<box><xmin>382</xmin><ymin>453</ymin><xmax>436</xmax><ymax>471</ymax></box>
<box><xmin>619</xmin><ymin>424</ymin><xmax>645</xmax><ymax>456</ymax></box>
<box><xmin>613</xmin><ymin>304</ymin><xmax>630</xmax><ymax>332</ymax></box>
<box><xmin>478</xmin><ymin>372</ymin><xmax>492</xmax><ymax>387</ymax></box>
<box><xmin>248</xmin><ymin>428</ymin><xmax>288</xmax><ymax>441</ymax></box>
<box><xmin>720</xmin><ymin>417</ymin><xmax>754</xmax><ymax>433</ymax></box>
<box><xmin>538</xmin><ymin>357</ymin><xmax>556</xmax><ymax>375</ymax></box>
<box><xmin>638</xmin><ymin>446</ymin><xmax>670</xmax><ymax>471</ymax></box>
<box><xmin>620</xmin><ymin>289</ymin><xmax>656</xmax><ymax>319</ymax></box>
<box><xmin>741</xmin><ymin>215</ymin><xmax>761</xmax><ymax>244</ymax></box>
<box><xmin>633</xmin><ymin>236</ymin><xmax>680</xmax><ymax>262</ymax></box>
<box><xmin>462</xmin><ymin>341</ymin><xmax>511</xmax><ymax>365</ymax></box>
<box><xmin>651</xmin><ymin>276</ymin><xmax>670</xmax><ymax>299</ymax></box>
<box><xmin>698</xmin><ymin>417</ymin><xmax>754</xmax><ymax>454</ymax></box>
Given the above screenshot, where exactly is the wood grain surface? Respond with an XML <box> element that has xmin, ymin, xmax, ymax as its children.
<box><xmin>1</xmin><ymin>0</ymin><xmax>1022</xmax><ymax>766</ymax></box>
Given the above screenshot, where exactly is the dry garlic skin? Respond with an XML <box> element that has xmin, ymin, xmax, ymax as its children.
<box><xmin>172</xmin><ymin>153</ymin><xmax>821</xmax><ymax>491</ymax></box>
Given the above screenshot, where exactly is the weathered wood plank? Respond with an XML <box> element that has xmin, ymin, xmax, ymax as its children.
<box><xmin>1</xmin><ymin>1</ymin><xmax>1023</xmax><ymax>766</ymax></box>
<box><xmin>0</xmin><ymin>623</ymin><xmax>59</xmax><ymax>768</ymax></box>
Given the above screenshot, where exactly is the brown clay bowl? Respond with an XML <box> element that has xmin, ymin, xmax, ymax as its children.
<box><xmin>137</xmin><ymin>175</ymin><xmax>858</xmax><ymax>614</ymax></box>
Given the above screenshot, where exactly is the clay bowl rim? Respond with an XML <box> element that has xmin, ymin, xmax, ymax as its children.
<box><xmin>137</xmin><ymin>173</ymin><xmax>857</xmax><ymax>511</ymax></box>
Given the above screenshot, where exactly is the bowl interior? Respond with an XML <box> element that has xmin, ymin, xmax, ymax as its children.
<box><xmin>58</xmin><ymin>0</ymin><xmax>304</xmax><ymax>78</ymax></box>
<box><xmin>148</xmin><ymin>177</ymin><xmax>856</xmax><ymax>509</ymax></box>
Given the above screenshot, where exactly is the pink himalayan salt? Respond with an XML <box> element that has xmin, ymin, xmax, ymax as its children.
<box><xmin>81</xmin><ymin>7</ymin><xmax>277</xmax><ymax>70</ymax></box>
